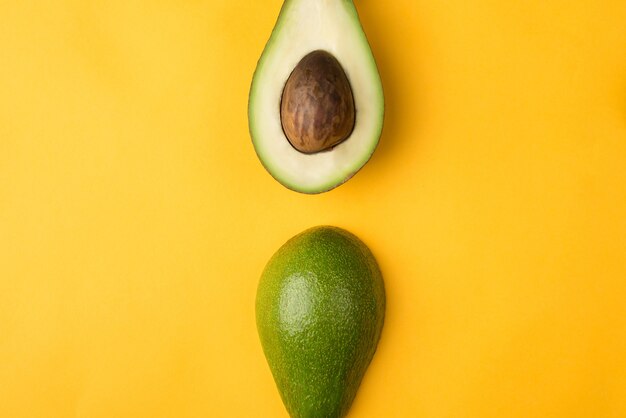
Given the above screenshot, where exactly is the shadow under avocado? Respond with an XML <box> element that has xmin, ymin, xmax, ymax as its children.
<box><xmin>355</xmin><ymin>0</ymin><xmax>424</xmax><ymax>173</ymax></box>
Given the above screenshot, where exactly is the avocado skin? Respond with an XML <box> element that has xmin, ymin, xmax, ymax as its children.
<box><xmin>256</xmin><ymin>226</ymin><xmax>385</xmax><ymax>418</ymax></box>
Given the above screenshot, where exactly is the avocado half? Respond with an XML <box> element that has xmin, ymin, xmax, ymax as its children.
<box><xmin>248</xmin><ymin>0</ymin><xmax>384</xmax><ymax>194</ymax></box>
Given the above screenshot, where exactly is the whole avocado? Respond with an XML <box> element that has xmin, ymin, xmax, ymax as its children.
<box><xmin>256</xmin><ymin>226</ymin><xmax>385</xmax><ymax>418</ymax></box>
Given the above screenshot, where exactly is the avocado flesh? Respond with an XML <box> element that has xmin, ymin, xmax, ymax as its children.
<box><xmin>249</xmin><ymin>0</ymin><xmax>384</xmax><ymax>194</ymax></box>
<box><xmin>256</xmin><ymin>226</ymin><xmax>386</xmax><ymax>418</ymax></box>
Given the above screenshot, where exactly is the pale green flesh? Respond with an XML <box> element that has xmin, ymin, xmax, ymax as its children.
<box><xmin>249</xmin><ymin>0</ymin><xmax>384</xmax><ymax>194</ymax></box>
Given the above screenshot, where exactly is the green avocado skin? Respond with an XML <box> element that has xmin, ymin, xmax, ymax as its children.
<box><xmin>256</xmin><ymin>226</ymin><xmax>385</xmax><ymax>418</ymax></box>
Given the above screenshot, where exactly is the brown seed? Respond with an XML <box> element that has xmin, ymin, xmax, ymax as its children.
<box><xmin>280</xmin><ymin>50</ymin><xmax>355</xmax><ymax>154</ymax></box>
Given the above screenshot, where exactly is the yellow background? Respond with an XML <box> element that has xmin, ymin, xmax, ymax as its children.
<box><xmin>1</xmin><ymin>0</ymin><xmax>625</xmax><ymax>417</ymax></box>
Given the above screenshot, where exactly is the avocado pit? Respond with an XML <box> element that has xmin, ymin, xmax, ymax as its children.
<box><xmin>280</xmin><ymin>50</ymin><xmax>356</xmax><ymax>154</ymax></box>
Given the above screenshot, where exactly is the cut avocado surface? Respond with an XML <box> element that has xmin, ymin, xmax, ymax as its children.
<box><xmin>256</xmin><ymin>226</ymin><xmax>386</xmax><ymax>418</ymax></box>
<box><xmin>249</xmin><ymin>0</ymin><xmax>384</xmax><ymax>194</ymax></box>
